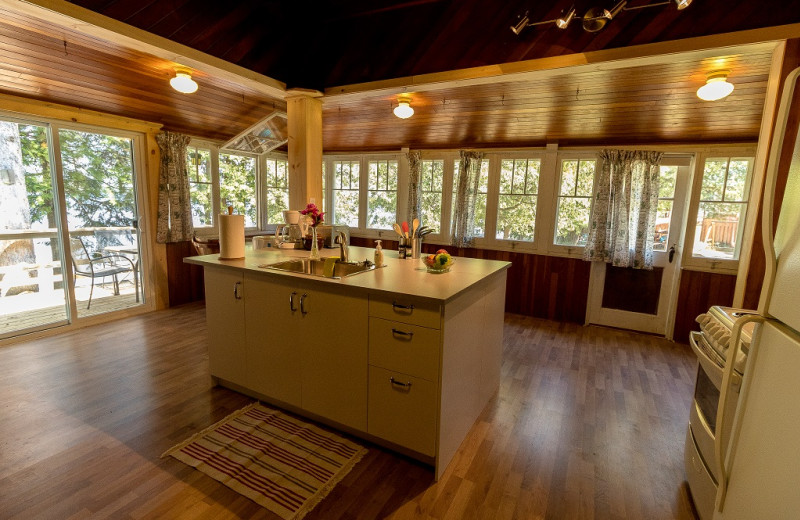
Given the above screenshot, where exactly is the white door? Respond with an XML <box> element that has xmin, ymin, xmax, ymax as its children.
<box><xmin>586</xmin><ymin>159</ymin><xmax>691</xmax><ymax>337</ymax></box>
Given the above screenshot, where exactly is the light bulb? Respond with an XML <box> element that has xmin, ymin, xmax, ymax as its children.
<box><xmin>170</xmin><ymin>70</ymin><xmax>198</xmax><ymax>94</ymax></box>
<box><xmin>697</xmin><ymin>73</ymin><xmax>734</xmax><ymax>101</ymax></box>
<box><xmin>393</xmin><ymin>95</ymin><xmax>414</xmax><ymax>119</ymax></box>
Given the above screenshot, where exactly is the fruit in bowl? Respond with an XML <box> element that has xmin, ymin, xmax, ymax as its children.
<box><xmin>422</xmin><ymin>250</ymin><xmax>454</xmax><ymax>272</ymax></box>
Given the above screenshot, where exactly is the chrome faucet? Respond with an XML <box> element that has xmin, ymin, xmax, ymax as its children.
<box><xmin>335</xmin><ymin>231</ymin><xmax>349</xmax><ymax>262</ymax></box>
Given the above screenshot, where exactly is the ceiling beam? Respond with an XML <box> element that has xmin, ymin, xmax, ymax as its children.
<box><xmin>323</xmin><ymin>25</ymin><xmax>799</xmax><ymax>101</ymax></box>
<box><xmin>2</xmin><ymin>0</ymin><xmax>287</xmax><ymax>100</ymax></box>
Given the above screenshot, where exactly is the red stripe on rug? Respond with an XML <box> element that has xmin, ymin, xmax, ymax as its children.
<box><xmin>181</xmin><ymin>443</ymin><xmax>305</xmax><ymax>511</ymax></box>
<box><xmin>217</xmin><ymin>424</ymin><xmax>332</xmax><ymax>482</ymax></box>
<box><xmin>246</xmin><ymin>409</ymin><xmax>358</xmax><ymax>458</ymax></box>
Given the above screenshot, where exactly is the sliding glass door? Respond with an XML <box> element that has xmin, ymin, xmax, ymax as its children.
<box><xmin>0</xmin><ymin>116</ymin><xmax>145</xmax><ymax>338</ymax></box>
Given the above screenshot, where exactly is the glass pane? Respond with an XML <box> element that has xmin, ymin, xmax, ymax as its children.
<box><xmin>333</xmin><ymin>161</ymin><xmax>359</xmax><ymax>226</ymax></box>
<box><xmin>367</xmin><ymin>160</ymin><xmax>397</xmax><ymax>229</ymax></box>
<box><xmin>474</xmin><ymin>193</ymin><xmax>487</xmax><ymax>237</ymax></box>
<box><xmin>659</xmin><ymin>166</ymin><xmax>677</xmax><ymax>199</ymax></box>
<box><xmin>60</xmin><ymin>128</ymin><xmax>142</xmax><ymax>318</ymax></box>
<box><xmin>526</xmin><ymin>160</ymin><xmax>540</xmax><ymax>195</ymax></box>
<box><xmin>512</xmin><ymin>160</ymin><xmax>527</xmax><ymax>194</ymax></box>
<box><xmin>496</xmin><ymin>194</ymin><xmax>535</xmax><ymax>241</ymax></box>
<box><xmin>560</xmin><ymin>160</ymin><xmax>578</xmax><ymax>195</ymax></box>
<box><xmin>692</xmin><ymin>202</ymin><xmax>748</xmax><ymax>259</ymax></box>
<box><xmin>700</xmin><ymin>159</ymin><xmax>728</xmax><ymax>201</ymax></box>
<box><xmin>420</xmin><ymin>160</ymin><xmax>443</xmax><ymax>233</ymax></box>
<box><xmin>725</xmin><ymin>160</ymin><xmax>750</xmax><ymax>202</ymax></box>
<box><xmin>0</xmin><ymin>121</ymin><xmax>69</xmax><ymax>337</ymax></box>
<box><xmin>219</xmin><ymin>153</ymin><xmax>257</xmax><ymax>227</ymax></box>
<box><xmin>265</xmin><ymin>158</ymin><xmax>289</xmax><ymax>225</ymax></box>
<box><xmin>576</xmin><ymin>160</ymin><xmax>595</xmax><ymax>197</ymax></box>
<box><xmin>187</xmin><ymin>147</ymin><xmax>212</xmax><ymax>227</ymax></box>
<box><xmin>653</xmin><ymin>199</ymin><xmax>673</xmax><ymax>251</ymax></box>
<box><xmin>555</xmin><ymin>197</ymin><xmax>592</xmax><ymax>246</ymax></box>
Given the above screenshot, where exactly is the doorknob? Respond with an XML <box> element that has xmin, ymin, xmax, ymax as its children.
<box><xmin>668</xmin><ymin>244</ymin><xmax>676</xmax><ymax>263</ymax></box>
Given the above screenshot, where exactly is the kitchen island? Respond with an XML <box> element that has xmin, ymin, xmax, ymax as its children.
<box><xmin>185</xmin><ymin>246</ymin><xmax>510</xmax><ymax>479</ymax></box>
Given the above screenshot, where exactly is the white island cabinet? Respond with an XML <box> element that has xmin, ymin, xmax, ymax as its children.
<box><xmin>188</xmin><ymin>246</ymin><xmax>509</xmax><ymax>479</ymax></box>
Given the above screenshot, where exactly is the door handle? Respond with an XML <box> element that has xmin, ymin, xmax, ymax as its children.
<box><xmin>668</xmin><ymin>244</ymin><xmax>676</xmax><ymax>263</ymax></box>
<box><xmin>300</xmin><ymin>293</ymin><xmax>308</xmax><ymax>315</ymax></box>
<box><xmin>233</xmin><ymin>281</ymin><xmax>242</xmax><ymax>300</ymax></box>
<box><xmin>289</xmin><ymin>291</ymin><xmax>297</xmax><ymax>312</ymax></box>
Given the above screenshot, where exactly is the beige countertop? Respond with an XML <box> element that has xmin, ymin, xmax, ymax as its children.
<box><xmin>184</xmin><ymin>245</ymin><xmax>510</xmax><ymax>303</ymax></box>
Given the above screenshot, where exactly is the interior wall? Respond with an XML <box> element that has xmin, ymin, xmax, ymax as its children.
<box><xmin>672</xmin><ymin>269</ymin><xmax>737</xmax><ymax>342</ymax></box>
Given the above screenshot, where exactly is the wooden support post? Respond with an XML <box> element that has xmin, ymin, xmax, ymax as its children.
<box><xmin>287</xmin><ymin>90</ymin><xmax>323</xmax><ymax>210</ymax></box>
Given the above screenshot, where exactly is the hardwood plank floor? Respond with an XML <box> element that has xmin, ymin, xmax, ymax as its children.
<box><xmin>0</xmin><ymin>305</ymin><xmax>699</xmax><ymax>519</ymax></box>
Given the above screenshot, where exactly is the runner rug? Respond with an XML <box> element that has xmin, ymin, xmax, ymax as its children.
<box><xmin>162</xmin><ymin>402</ymin><xmax>368</xmax><ymax>520</ymax></box>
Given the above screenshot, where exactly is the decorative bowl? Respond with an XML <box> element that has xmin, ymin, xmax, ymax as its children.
<box><xmin>422</xmin><ymin>254</ymin><xmax>454</xmax><ymax>273</ymax></box>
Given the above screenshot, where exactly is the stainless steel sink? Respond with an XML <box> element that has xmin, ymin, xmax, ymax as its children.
<box><xmin>260</xmin><ymin>258</ymin><xmax>376</xmax><ymax>278</ymax></box>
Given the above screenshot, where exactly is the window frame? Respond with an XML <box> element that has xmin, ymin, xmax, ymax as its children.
<box><xmin>260</xmin><ymin>151</ymin><xmax>290</xmax><ymax>227</ymax></box>
<box><xmin>682</xmin><ymin>148</ymin><xmax>757</xmax><ymax>273</ymax></box>
<box><xmin>488</xmin><ymin>151</ymin><xmax>546</xmax><ymax>251</ymax></box>
<box><xmin>548</xmin><ymin>151</ymin><xmax>598</xmax><ymax>257</ymax></box>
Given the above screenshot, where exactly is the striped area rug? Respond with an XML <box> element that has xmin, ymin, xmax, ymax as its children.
<box><xmin>162</xmin><ymin>403</ymin><xmax>367</xmax><ymax>519</ymax></box>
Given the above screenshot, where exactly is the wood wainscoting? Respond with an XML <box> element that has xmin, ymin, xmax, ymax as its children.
<box><xmin>672</xmin><ymin>268</ymin><xmax>737</xmax><ymax>343</ymax></box>
<box><xmin>165</xmin><ymin>241</ymin><xmax>206</xmax><ymax>306</ymax></box>
<box><xmin>350</xmin><ymin>237</ymin><xmax>591</xmax><ymax>323</ymax></box>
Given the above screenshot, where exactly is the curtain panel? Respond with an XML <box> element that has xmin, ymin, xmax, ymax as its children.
<box><xmin>155</xmin><ymin>131</ymin><xmax>193</xmax><ymax>244</ymax></box>
<box><xmin>450</xmin><ymin>150</ymin><xmax>485</xmax><ymax>248</ymax></box>
<box><xmin>583</xmin><ymin>149</ymin><xmax>663</xmax><ymax>269</ymax></box>
<box><xmin>406</xmin><ymin>150</ymin><xmax>421</xmax><ymax>224</ymax></box>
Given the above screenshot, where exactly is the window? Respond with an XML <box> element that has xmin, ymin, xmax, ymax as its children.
<box><xmin>332</xmin><ymin>159</ymin><xmax>360</xmax><ymax>227</ymax></box>
<box><xmin>453</xmin><ymin>159</ymin><xmax>489</xmax><ymax>238</ymax></box>
<box><xmin>219</xmin><ymin>152</ymin><xmax>257</xmax><ymax>228</ymax></box>
<box><xmin>419</xmin><ymin>160</ymin><xmax>444</xmax><ymax>234</ymax></box>
<box><xmin>691</xmin><ymin>157</ymin><xmax>753</xmax><ymax>260</ymax></box>
<box><xmin>497</xmin><ymin>158</ymin><xmax>540</xmax><ymax>242</ymax></box>
<box><xmin>367</xmin><ymin>159</ymin><xmax>398</xmax><ymax>229</ymax></box>
<box><xmin>653</xmin><ymin>165</ymin><xmax>677</xmax><ymax>251</ymax></box>
<box><xmin>264</xmin><ymin>156</ymin><xmax>289</xmax><ymax>225</ymax></box>
<box><xmin>554</xmin><ymin>159</ymin><xmax>595</xmax><ymax>246</ymax></box>
<box><xmin>186</xmin><ymin>146</ymin><xmax>213</xmax><ymax>227</ymax></box>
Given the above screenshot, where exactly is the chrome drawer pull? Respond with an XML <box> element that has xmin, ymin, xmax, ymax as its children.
<box><xmin>389</xmin><ymin>377</ymin><xmax>412</xmax><ymax>388</ymax></box>
<box><xmin>391</xmin><ymin>328</ymin><xmax>414</xmax><ymax>339</ymax></box>
<box><xmin>289</xmin><ymin>291</ymin><xmax>297</xmax><ymax>312</ymax></box>
<box><xmin>391</xmin><ymin>301</ymin><xmax>414</xmax><ymax>313</ymax></box>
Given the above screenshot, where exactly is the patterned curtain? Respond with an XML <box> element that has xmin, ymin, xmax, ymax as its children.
<box><xmin>155</xmin><ymin>131</ymin><xmax>193</xmax><ymax>243</ymax></box>
<box><xmin>583</xmin><ymin>149</ymin><xmax>663</xmax><ymax>269</ymax></box>
<box><xmin>450</xmin><ymin>150</ymin><xmax>485</xmax><ymax>248</ymax></box>
<box><xmin>406</xmin><ymin>150</ymin><xmax>421</xmax><ymax>224</ymax></box>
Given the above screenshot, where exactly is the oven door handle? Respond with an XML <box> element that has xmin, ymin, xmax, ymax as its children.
<box><xmin>714</xmin><ymin>314</ymin><xmax>764</xmax><ymax>514</ymax></box>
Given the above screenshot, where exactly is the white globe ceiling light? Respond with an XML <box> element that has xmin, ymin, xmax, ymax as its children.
<box><xmin>697</xmin><ymin>71</ymin><xmax>734</xmax><ymax>101</ymax></box>
<box><xmin>170</xmin><ymin>67</ymin><xmax>198</xmax><ymax>94</ymax></box>
<box><xmin>393</xmin><ymin>94</ymin><xmax>414</xmax><ymax>119</ymax></box>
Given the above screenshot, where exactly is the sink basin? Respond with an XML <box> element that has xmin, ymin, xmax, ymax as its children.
<box><xmin>260</xmin><ymin>258</ymin><xmax>376</xmax><ymax>279</ymax></box>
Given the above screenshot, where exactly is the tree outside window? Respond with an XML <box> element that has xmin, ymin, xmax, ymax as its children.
<box><xmin>265</xmin><ymin>156</ymin><xmax>289</xmax><ymax>225</ymax></box>
<box><xmin>332</xmin><ymin>160</ymin><xmax>359</xmax><ymax>227</ymax></box>
<box><xmin>219</xmin><ymin>152</ymin><xmax>257</xmax><ymax>227</ymax></box>
<box><xmin>186</xmin><ymin>146</ymin><xmax>212</xmax><ymax>228</ymax></box>
<box><xmin>419</xmin><ymin>160</ymin><xmax>444</xmax><ymax>234</ymax></box>
<box><xmin>497</xmin><ymin>158</ymin><xmax>539</xmax><ymax>242</ymax></box>
<box><xmin>555</xmin><ymin>159</ymin><xmax>595</xmax><ymax>246</ymax></box>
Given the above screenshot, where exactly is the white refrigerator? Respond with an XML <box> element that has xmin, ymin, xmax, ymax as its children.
<box><xmin>712</xmin><ymin>66</ymin><xmax>800</xmax><ymax>519</ymax></box>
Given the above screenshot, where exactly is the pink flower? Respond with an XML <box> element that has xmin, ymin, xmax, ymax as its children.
<box><xmin>300</xmin><ymin>203</ymin><xmax>324</xmax><ymax>227</ymax></box>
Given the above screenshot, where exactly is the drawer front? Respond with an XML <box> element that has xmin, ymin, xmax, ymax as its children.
<box><xmin>369</xmin><ymin>318</ymin><xmax>440</xmax><ymax>382</ymax></box>
<box><xmin>369</xmin><ymin>294</ymin><xmax>441</xmax><ymax>329</ymax></box>
<box><xmin>368</xmin><ymin>366</ymin><xmax>437</xmax><ymax>456</ymax></box>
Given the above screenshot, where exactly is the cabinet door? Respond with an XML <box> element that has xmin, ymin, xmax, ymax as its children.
<box><xmin>245</xmin><ymin>274</ymin><xmax>302</xmax><ymax>407</ymax></box>
<box><xmin>204</xmin><ymin>268</ymin><xmax>246</xmax><ymax>382</ymax></box>
<box><xmin>299</xmin><ymin>283</ymin><xmax>368</xmax><ymax>431</ymax></box>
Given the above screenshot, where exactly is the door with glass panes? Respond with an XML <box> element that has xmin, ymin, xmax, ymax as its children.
<box><xmin>586</xmin><ymin>158</ymin><xmax>691</xmax><ymax>337</ymax></box>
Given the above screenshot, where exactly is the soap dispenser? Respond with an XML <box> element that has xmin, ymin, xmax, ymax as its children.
<box><xmin>374</xmin><ymin>240</ymin><xmax>384</xmax><ymax>266</ymax></box>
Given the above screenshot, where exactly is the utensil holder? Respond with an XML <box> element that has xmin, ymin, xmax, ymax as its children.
<box><xmin>411</xmin><ymin>237</ymin><xmax>421</xmax><ymax>259</ymax></box>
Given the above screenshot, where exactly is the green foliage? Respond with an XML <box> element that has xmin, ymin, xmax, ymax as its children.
<box><xmin>496</xmin><ymin>159</ymin><xmax>539</xmax><ymax>241</ymax></box>
<box><xmin>419</xmin><ymin>160</ymin><xmax>443</xmax><ymax>233</ymax></box>
<box><xmin>555</xmin><ymin>160</ymin><xmax>595</xmax><ymax>245</ymax></box>
<box><xmin>265</xmin><ymin>158</ymin><xmax>289</xmax><ymax>225</ymax></box>
<box><xmin>187</xmin><ymin>147</ymin><xmax>213</xmax><ymax>227</ymax></box>
<box><xmin>367</xmin><ymin>160</ymin><xmax>397</xmax><ymax>229</ymax></box>
<box><xmin>219</xmin><ymin>152</ymin><xmax>257</xmax><ymax>227</ymax></box>
<box><xmin>18</xmin><ymin>124</ymin><xmax>55</xmax><ymax>226</ymax></box>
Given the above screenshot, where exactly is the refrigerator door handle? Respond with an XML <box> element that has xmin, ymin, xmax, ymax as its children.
<box><xmin>714</xmin><ymin>314</ymin><xmax>764</xmax><ymax>513</ymax></box>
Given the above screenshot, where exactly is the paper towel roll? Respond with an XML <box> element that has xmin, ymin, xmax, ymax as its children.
<box><xmin>219</xmin><ymin>214</ymin><xmax>245</xmax><ymax>259</ymax></box>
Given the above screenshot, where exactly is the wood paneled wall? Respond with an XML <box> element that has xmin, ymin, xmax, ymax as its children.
<box><xmin>165</xmin><ymin>241</ymin><xmax>206</xmax><ymax>306</ymax></box>
<box><xmin>672</xmin><ymin>269</ymin><xmax>737</xmax><ymax>343</ymax></box>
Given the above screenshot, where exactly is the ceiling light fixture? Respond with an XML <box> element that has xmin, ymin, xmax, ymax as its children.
<box><xmin>511</xmin><ymin>0</ymin><xmax>692</xmax><ymax>35</ymax></box>
<box><xmin>697</xmin><ymin>71</ymin><xmax>734</xmax><ymax>101</ymax></box>
<box><xmin>393</xmin><ymin>94</ymin><xmax>414</xmax><ymax>119</ymax></box>
<box><xmin>170</xmin><ymin>67</ymin><xmax>198</xmax><ymax>94</ymax></box>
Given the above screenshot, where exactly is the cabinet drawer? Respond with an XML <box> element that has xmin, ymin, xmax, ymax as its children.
<box><xmin>369</xmin><ymin>294</ymin><xmax>441</xmax><ymax>329</ymax></box>
<box><xmin>368</xmin><ymin>366</ymin><xmax>437</xmax><ymax>456</ymax></box>
<box><xmin>369</xmin><ymin>318</ymin><xmax>440</xmax><ymax>382</ymax></box>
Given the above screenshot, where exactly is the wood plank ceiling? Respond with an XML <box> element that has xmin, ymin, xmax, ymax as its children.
<box><xmin>0</xmin><ymin>0</ymin><xmax>795</xmax><ymax>149</ymax></box>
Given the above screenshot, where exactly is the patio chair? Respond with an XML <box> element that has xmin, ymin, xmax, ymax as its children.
<box><xmin>69</xmin><ymin>236</ymin><xmax>136</xmax><ymax>309</ymax></box>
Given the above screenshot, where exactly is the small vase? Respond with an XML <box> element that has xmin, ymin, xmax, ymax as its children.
<box><xmin>309</xmin><ymin>226</ymin><xmax>321</xmax><ymax>260</ymax></box>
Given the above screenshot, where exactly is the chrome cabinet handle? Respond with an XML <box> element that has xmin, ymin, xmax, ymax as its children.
<box><xmin>391</xmin><ymin>328</ymin><xmax>414</xmax><ymax>339</ymax></box>
<box><xmin>389</xmin><ymin>377</ymin><xmax>412</xmax><ymax>389</ymax></box>
<box><xmin>300</xmin><ymin>293</ymin><xmax>308</xmax><ymax>315</ymax></box>
<box><xmin>233</xmin><ymin>281</ymin><xmax>242</xmax><ymax>300</ymax></box>
<box><xmin>391</xmin><ymin>301</ymin><xmax>414</xmax><ymax>313</ymax></box>
<box><xmin>289</xmin><ymin>291</ymin><xmax>297</xmax><ymax>312</ymax></box>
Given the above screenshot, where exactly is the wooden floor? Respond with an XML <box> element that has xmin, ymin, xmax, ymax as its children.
<box><xmin>0</xmin><ymin>305</ymin><xmax>699</xmax><ymax>519</ymax></box>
